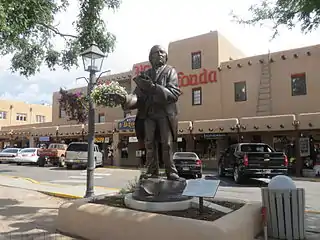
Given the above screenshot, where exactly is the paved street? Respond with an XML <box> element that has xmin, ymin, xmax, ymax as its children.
<box><xmin>0</xmin><ymin>163</ymin><xmax>141</xmax><ymax>190</ymax></box>
<box><xmin>0</xmin><ymin>163</ymin><xmax>320</xmax><ymax>212</ymax></box>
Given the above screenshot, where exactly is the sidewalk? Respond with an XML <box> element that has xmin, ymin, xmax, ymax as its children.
<box><xmin>0</xmin><ymin>186</ymin><xmax>75</xmax><ymax>239</ymax></box>
<box><xmin>0</xmin><ymin>175</ymin><xmax>118</xmax><ymax>199</ymax></box>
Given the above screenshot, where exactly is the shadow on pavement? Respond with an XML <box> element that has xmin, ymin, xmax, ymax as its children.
<box><xmin>205</xmin><ymin>175</ymin><xmax>269</xmax><ymax>188</ymax></box>
<box><xmin>0</xmin><ymin>170</ymin><xmax>16</xmax><ymax>173</ymax></box>
<box><xmin>0</xmin><ymin>200</ymin><xmax>59</xmax><ymax>237</ymax></box>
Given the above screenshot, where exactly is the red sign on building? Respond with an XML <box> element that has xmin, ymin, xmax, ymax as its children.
<box><xmin>178</xmin><ymin>69</ymin><xmax>217</xmax><ymax>87</ymax></box>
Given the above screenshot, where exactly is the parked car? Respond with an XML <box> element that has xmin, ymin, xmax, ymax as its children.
<box><xmin>218</xmin><ymin>143</ymin><xmax>288</xmax><ymax>183</ymax></box>
<box><xmin>15</xmin><ymin>148</ymin><xmax>40</xmax><ymax>165</ymax></box>
<box><xmin>64</xmin><ymin>142</ymin><xmax>103</xmax><ymax>169</ymax></box>
<box><xmin>0</xmin><ymin>148</ymin><xmax>21</xmax><ymax>163</ymax></box>
<box><xmin>173</xmin><ymin>152</ymin><xmax>202</xmax><ymax>178</ymax></box>
<box><xmin>38</xmin><ymin>143</ymin><xmax>68</xmax><ymax>167</ymax></box>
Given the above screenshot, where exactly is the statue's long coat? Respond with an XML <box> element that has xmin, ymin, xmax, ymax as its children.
<box><xmin>123</xmin><ymin>64</ymin><xmax>181</xmax><ymax>148</ymax></box>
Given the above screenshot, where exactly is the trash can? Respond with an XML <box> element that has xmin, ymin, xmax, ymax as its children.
<box><xmin>261</xmin><ymin>175</ymin><xmax>306</xmax><ymax>240</ymax></box>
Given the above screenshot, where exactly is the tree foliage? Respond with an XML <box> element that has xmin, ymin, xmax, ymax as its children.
<box><xmin>0</xmin><ymin>0</ymin><xmax>121</xmax><ymax>77</ymax></box>
<box><xmin>231</xmin><ymin>0</ymin><xmax>320</xmax><ymax>38</ymax></box>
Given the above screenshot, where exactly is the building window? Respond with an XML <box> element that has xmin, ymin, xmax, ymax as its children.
<box><xmin>191</xmin><ymin>51</ymin><xmax>201</xmax><ymax>70</ymax></box>
<box><xmin>234</xmin><ymin>81</ymin><xmax>247</xmax><ymax>102</ymax></box>
<box><xmin>36</xmin><ymin>115</ymin><xmax>46</xmax><ymax>123</ymax></box>
<box><xmin>16</xmin><ymin>113</ymin><xmax>27</xmax><ymax>121</ymax></box>
<box><xmin>98</xmin><ymin>113</ymin><xmax>105</xmax><ymax>123</ymax></box>
<box><xmin>192</xmin><ymin>87</ymin><xmax>202</xmax><ymax>105</ymax></box>
<box><xmin>0</xmin><ymin>111</ymin><xmax>7</xmax><ymax>120</ymax></box>
<box><xmin>291</xmin><ymin>73</ymin><xmax>307</xmax><ymax>96</ymax></box>
<box><xmin>59</xmin><ymin>105</ymin><xmax>66</xmax><ymax>118</ymax></box>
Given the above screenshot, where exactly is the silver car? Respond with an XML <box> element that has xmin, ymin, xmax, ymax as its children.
<box><xmin>15</xmin><ymin>148</ymin><xmax>40</xmax><ymax>165</ymax></box>
<box><xmin>0</xmin><ymin>148</ymin><xmax>21</xmax><ymax>163</ymax></box>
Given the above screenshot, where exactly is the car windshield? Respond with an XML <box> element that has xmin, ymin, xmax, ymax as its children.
<box><xmin>174</xmin><ymin>152</ymin><xmax>197</xmax><ymax>158</ymax></box>
<box><xmin>240</xmin><ymin>144</ymin><xmax>273</xmax><ymax>153</ymax></box>
<box><xmin>67</xmin><ymin>144</ymin><xmax>88</xmax><ymax>152</ymax></box>
<box><xmin>2</xmin><ymin>148</ymin><xmax>19</xmax><ymax>153</ymax></box>
<box><xmin>20</xmin><ymin>149</ymin><xmax>36</xmax><ymax>153</ymax></box>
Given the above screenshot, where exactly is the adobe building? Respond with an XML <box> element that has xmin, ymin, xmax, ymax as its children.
<box><xmin>0</xmin><ymin>99</ymin><xmax>52</xmax><ymax>148</ymax></box>
<box><xmin>2</xmin><ymin>31</ymin><xmax>320</xmax><ymax>169</ymax></box>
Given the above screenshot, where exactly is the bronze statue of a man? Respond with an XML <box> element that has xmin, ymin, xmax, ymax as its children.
<box><xmin>118</xmin><ymin>45</ymin><xmax>182</xmax><ymax>180</ymax></box>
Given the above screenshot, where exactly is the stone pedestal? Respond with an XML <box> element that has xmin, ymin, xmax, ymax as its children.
<box><xmin>131</xmin><ymin>177</ymin><xmax>191</xmax><ymax>202</ymax></box>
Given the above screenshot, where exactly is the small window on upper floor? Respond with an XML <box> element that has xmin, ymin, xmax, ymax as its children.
<box><xmin>234</xmin><ymin>81</ymin><xmax>247</xmax><ymax>102</ymax></box>
<box><xmin>192</xmin><ymin>87</ymin><xmax>202</xmax><ymax>106</ymax></box>
<box><xmin>291</xmin><ymin>73</ymin><xmax>307</xmax><ymax>96</ymax></box>
<box><xmin>191</xmin><ymin>51</ymin><xmax>201</xmax><ymax>70</ymax></box>
<box><xmin>16</xmin><ymin>113</ymin><xmax>27</xmax><ymax>121</ymax></box>
<box><xmin>0</xmin><ymin>111</ymin><xmax>7</xmax><ymax>120</ymax></box>
<box><xmin>59</xmin><ymin>105</ymin><xmax>66</xmax><ymax>118</ymax></box>
<box><xmin>98</xmin><ymin>113</ymin><xmax>105</xmax><ymax>123</ymax></box>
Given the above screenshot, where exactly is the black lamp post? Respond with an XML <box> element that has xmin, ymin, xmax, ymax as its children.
<box><xmin>81</xmin><ymin>124</ymin><xmax>85</xmax><ymax>141</ymax></box>
<box><xmin>81</xmin><ymin>42</ymin><xmax>105</xmax><ymax>198</ymax></box>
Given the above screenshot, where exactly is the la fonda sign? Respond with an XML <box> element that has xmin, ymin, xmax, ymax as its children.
<box><xmin>132</xmin><ymin>64</ymin><xmax>217</xmax><ymax>88</ymax></box>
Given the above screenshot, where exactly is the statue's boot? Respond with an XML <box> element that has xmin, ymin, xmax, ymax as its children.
<box><xmin>167</xmin><ymin>173</ymin><xmax>180</xmax><ymax>181</ymax></box>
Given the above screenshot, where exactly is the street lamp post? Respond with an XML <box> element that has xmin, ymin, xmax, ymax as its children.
<box><xmin>81</xmin><ymin>42</ymin><xmax>105</xmax><ymax>198</ymax></box>
<box><xmin>81</xmin><ymin>124</ymin><xmax>85</xmax><ymax>141</ymax></box>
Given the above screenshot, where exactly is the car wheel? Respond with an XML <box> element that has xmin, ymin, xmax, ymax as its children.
<box><xmin>66</xmin><ymin>164</ymin><xmax>73</xmax><ymax>170</ymax></box>
<box><xmin>198</xmin><ymin>173</ymin><xmax>202</xmax><ymax>178</ymax></box>
<box><xmin>38</xmin><ymin>157</ymin><xmax>45</xmax><ymax>167</ymax></box>
<box><xmin>218</xmin><ymin>163</ymin><xmax>225</xmax><ymax>177</ymax></box>
<box><xmin>233</xmin><ymin>166</ymin><xmax>244</xmax><ymax>184</ymax></box>
<box><xmin>16</xmin><ymin>162</ymin><xmax>21</xmax><ymax>166</ymax></box>
<box><xmin>59</xmin><ymin>156</ymin><xmax>65</xmax><ymax>167</ymax></box>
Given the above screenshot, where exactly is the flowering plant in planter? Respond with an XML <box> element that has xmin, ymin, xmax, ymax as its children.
<box><xmin>58</xmin><ymin>88</ymin><xmax>89</xmax><ymax>123</ymax></box>
<box><xmin>91</xmin><ymin>81</ymin><xmax>127</xmax><ymax>107</ymax></box>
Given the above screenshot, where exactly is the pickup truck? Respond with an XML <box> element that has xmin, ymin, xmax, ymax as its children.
<box><xmin>38</xmin><ymin>143</ymin><xmax>68</xmax><ymax>167</ymax></box>
<box><xmin>218</xmin><ymin>143</ymin><xmax>288</xmax><ymax>183</ymax></box>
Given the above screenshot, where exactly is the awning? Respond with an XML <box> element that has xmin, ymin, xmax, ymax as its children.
<box><xmin>298</xmin><ymin>112</ymin><xmax>320</xmax><ymax>130</ymax></box>
<box><xmin>192</xmin><ymin>118</ymin><xmax>240</xmax><ymax>134</ymax></box>
<box><xmin>178</xmin><ymin>121</ymin><xmax>192</xmax><ymax>134</ymax></box>
<box><xmin>240</xmin><ymin>114</ymin><xmax>296</xmax><ymax>132</ymax></box>
<box><xmin>94</xmin><ymin>122</ymin><xmax>114</xmax><ymax>135</ymax></box>
<box><xmin>31</xmin><ymin>126</ymin><xmax>57</xmax><ymax>136</ymax></box>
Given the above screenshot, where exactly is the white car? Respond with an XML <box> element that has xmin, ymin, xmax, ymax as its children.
<box><xmin>0</xmin><ymin>148</ymin><xmax>21</xmax><ymax>163</ymax></box>
<box><xmin>15</xmin><ymin>148</ymin><xmax>40</xmax><ymax>165</ymax></box>
<box><xmin>65</xmin><ymin>142</ymin><xmax>103</xmax><ymax>169</ymax></box>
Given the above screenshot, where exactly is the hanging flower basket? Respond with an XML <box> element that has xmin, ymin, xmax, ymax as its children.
<box><xmin>91</xmin><ymin>81</ymin><xmax>127</xmax><ymax>108</ymax></box>
<box><xmin>58</xmin><ymin>88</ymin><xmax>89</xmax><ymax>123</ymax></box>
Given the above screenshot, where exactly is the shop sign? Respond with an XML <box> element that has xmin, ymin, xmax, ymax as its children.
<box><xmin>178</xmin><ymin>69</ymin><xmax>217</xmax><ymax>87</ymax></box>
<box><xmin>94</xmin><ymin>137</ymin><xmax>105</xmax><ymax>143</ymax></box>
<box><xmin>299</xmin><ymin>137</ymin><xmax>310</xmax><ymax>157</ymax></box>
<box><xmin>129</xmin><ymin>136</ymin><xmax>138</xmax><ymax>143</ymax></box>
<box><xmin>39</xmin><ymin>136</ymin><xmax>50</xmax><ymax>142</ymax></box>
<box><xmin>177</xmin><ymin>137</ymin><xmax>183</xmax><ymax>142</ymax></box>
<box><xmin>203</xmin><ymin>133</ymin><xmax>226</xmax><ymax>139</ymax></box>
<box><xmin>118</xmin><ymin>116</ymin><xmax>135</xmax><ymax>131</ymax></box>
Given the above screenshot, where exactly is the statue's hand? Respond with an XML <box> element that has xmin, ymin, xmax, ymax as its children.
<box><xmin>135</xmin><ymin>77</ymin><xmax>155</xmax><ymax>92</ymax></box>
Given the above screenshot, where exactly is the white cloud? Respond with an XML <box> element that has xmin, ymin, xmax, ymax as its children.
<box><xmin>1</xmin><ymin>0</ymin><xmax>320</xmax><ymax>104</ymax></box>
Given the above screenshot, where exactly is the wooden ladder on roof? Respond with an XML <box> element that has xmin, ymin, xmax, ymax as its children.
<box><xmin>256</xmin><ymin>50</ymin><xmax>272</xmax><ymax>116</ymax></box>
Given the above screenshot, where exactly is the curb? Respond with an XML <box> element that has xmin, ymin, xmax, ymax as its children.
<box><xmin>39</xmin><ymin>191</ymin><xmax>83</xmax><ymax>199</ymax></box>
<box><xmin>292</xmin><ymin>177</ymin><xmax>320</xmax><ymax>182</ymax></box>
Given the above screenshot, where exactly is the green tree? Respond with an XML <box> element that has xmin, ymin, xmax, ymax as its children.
<box><xmin>0</xmin><ymin>0</ymin><xmax>121</xmax><ymax>77</ymax></box>
<box><xmin>231</xmin><ymin>0</ymin><xmax>320</xmax><ymax>38</ymax></box>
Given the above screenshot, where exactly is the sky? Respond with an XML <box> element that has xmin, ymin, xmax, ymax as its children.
<box><xmin>1</xmin><ymin>0</ymin><xmax>320</xmax><ymax>105</ymax></box>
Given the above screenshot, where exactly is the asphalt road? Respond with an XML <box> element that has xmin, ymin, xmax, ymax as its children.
<box><xmin>0</xmin><ymin>163</ymin><xmax>141</xmax><ymax>189</ymax></box>
<box><xmin>0</xmin><ymin>163</ymin><xmax>269</xmax><ymax>189</ymax></box>
<box><xmin>0</xmin><ymin>163</ymin><xmax>320</xmax><ymax>211</ymax></box>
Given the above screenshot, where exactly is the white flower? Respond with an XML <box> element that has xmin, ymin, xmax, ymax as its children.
<box><xmin>91</xmin><ymin>81</ymin><xmax>127</xmax><ymax>108</ymax></box>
